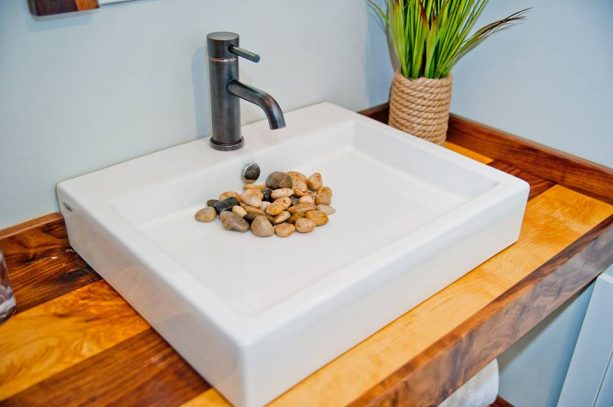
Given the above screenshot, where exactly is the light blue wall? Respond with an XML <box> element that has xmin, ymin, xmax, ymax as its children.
<box><xmin>451</xmin><ymin>0</ymin><xmax>613</xmax><ymax>168</ymax></box>
<box><xmin>0</xmin><ymin>0</ymin><xmax>393</xmax><ymax>228</ymax></box>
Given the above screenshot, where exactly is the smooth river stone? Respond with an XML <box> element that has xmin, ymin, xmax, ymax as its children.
<box><xmin>307</xmin><ymin>172</ymin><xmax>323</xmax><ymax>191</ymax></box>
<box><xmin>195</xmin><ymin>207</ymin><xmax>216</xmax><ymax>222</ymax></box>
<box><xmin>305</xmin><ymin>210</ymin><xmax>328</xmax><ymax>226</ymax></box>
<box><xmin>274</xmin><ymin>222</ymin><xmax>295</xmax><ymax>238</ymax></box>
<box><xmin>240</xmin><ymin>189</ymin><xmax>263</xmax><ymax>207</ymax></box>
<box><xmin>316</xmin><ymin>204</ymin><xmax>336</xmax><ymax>215</ymax></box>
<box><xmin>232</xmin><ymin>205</ymin><xmax>247</xmax><ymax>218</ymax></box>
<box><xmin>265</xmin><ymin>202</ymin><xmax>285</xmax><ymax>216</ymax></box>
<box><xmin>315</xmin><ymin>186</ymin><xmax>333</xmax><ymax>205</ymax></box>
<box><xmin>219</xmin><ymin>191</ymin><xmax>240</xmax><ymax>201</ymax></box>
<box><xmin>206</xmin><ymin>199</ymin><xmax>218</xmax><ymax>207</ymax></box>
<box><xmin>273</xmin><ymin>211</ymin><xmax>290</xmax><ymax>224</ymax></box>
<box><xmin>251</xmin><ymin>215</ymin><xmax>274</xmax><ymax>237</ymax></box>
<box><xmin>265</xmin><ymin>171</ymin><xmax>292</xmax><ymax>189</ymax></box>
<box><xmin>271</xmin><ymin>188</ymin><xmax>294</xmax><ymax>199</ymax></box>
<box><xmin>298</xmin><ymin>195</ymin><xmax>315</xmax><ymax>204</ymax></box>
<box><xmin>213</xmin><ymin>197</ymin><xmax>240</xmax><ymax>214</ymax></box>
<box><xmin>220</xmin><ymin>211</ymin><xmax>249</xmax><ymax>232</ymax></box>
<box><xmin>287</xmin><ymin>203</ymin><xmax>316</xmax><ymax>214</ymax></box>
<box><xmin>287</xmin><ymin>171</ymin><xmax>308</xmax><ymax>193</ymax></box>
<box><xmin>295</xmin><ymin>217</ymin><xmax>316</xmax><ymax>233</ymax></box>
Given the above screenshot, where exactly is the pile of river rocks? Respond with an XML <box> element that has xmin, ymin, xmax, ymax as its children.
<box><xmin>195</xmin><ymin>170</ymin><xmax>335</xmax><ymax>238</ymax></box>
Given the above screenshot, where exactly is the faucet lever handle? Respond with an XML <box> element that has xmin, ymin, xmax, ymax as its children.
<box><xmin>229</xmin><ymin>45</ymin><xmax>260</xmax><ymax>63</ymax></box>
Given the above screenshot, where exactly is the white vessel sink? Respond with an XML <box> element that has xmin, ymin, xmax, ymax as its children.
<box><xmin>57</xmin><ymin>103</ymin><xmax>528</xmax><ymax>406</ymax></box>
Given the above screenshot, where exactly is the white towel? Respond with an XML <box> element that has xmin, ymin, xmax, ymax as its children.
<box><xmin>438</xmin><ymin>360</ymin><xmax>499</xmax><ymax>407</ymax></box>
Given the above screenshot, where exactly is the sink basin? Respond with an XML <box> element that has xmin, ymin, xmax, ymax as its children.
<box><xmin>57</xmin><ymin>102</ymin><xmax>528</xmax><ymax>406</ymax></box>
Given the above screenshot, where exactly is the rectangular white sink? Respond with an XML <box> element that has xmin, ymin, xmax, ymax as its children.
<box><xmin>57</xmin><ymin>103</ymin><xmax>528</xmax><ymax>406</ymax></box>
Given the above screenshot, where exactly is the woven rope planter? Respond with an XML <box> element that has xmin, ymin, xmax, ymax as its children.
<box><xmin>389</xmin><ymin>70</ymin><xmax>453</xmax><ymax>145</ymax></box>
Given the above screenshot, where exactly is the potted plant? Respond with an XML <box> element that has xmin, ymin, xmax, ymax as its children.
<box><xmin>371</xmin><ymin>0</ymin><xmax>527</xmax><ymax>144</ymax></box>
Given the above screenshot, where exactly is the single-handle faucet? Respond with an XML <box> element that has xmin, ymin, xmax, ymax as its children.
<box><xmin>206</xmin><ymin>32</ymin><xmax>286</xmax><ymax>151</ymax></box>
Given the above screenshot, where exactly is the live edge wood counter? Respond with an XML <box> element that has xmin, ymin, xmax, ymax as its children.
<box><xmin>1</xmin><ymin>104</ymin><xmax>612</xmax><ymax>407</ymax></box>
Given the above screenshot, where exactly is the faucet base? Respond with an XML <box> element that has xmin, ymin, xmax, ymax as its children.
<box><xmin>209</xmin><ymin>136</ymin><xmax>245</xmax><ymax>151</ymax></box>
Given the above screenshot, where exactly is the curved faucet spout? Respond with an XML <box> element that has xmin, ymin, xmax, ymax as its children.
<box><xmin>227</xmin><ymin>80</ymin><xmax>286</xmax><ymax>129</ymax></box>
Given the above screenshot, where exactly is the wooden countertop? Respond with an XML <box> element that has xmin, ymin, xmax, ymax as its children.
<box><xmin>1</xmin><ymin>104</ymin><xmax>612</xmax><ymax>407</ymax></box>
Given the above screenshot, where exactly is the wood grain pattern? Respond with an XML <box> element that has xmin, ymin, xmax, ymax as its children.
<box><xmin>488</xmin><ymin>160</ymin><xmax>555</xmax><ymax>200</ymax></box>
<box><xmin>447</xmin><ymin>114</ymin><xmax>613</xmax><ymax>204</ymax></box>
<box><xmin>0</xmin><ymin>214</ymin><xmax>99</xmax><ymax>313</ymax></box>
<box><xmin>4</xmin><ymin>329</ymin><xmax>210</xmax><ymax>407</ymax></box>
<box><xmin>0</xmin><ymin>281</ymin><xmax>149</xmax><ymax>398</ymax></box>
<box><xmin>2</xmin><ymin>109</ymin><xmax>612</xmax><ymax>407</ymax></box>
<box><xmin>28</xmin><ymin>0</ymin><xmax>98</xmax><ymax>16</ymax></box>
<box><xmin>445</xmin><ymin>142</ymin><xmax>493</xmax><ymax>164</ymax></box>
<box><xmin>180</xmin><ymin>186</ymin><xmax>613</xmax><ymax>407</ymax></box>
<box><xmin>350</xmin><ymin>214</ymin><xmax>613</xmax><ymax>407</ymax></box>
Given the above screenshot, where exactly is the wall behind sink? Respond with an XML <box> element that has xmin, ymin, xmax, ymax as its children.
<box><xmin>0</xmin><ymin>0</ymin><xmax>393</xmax><ymax>228</ymax></box>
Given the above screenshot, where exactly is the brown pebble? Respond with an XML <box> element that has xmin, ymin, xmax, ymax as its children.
<box><xmin>305</xmin><ymin>210</ymin><xmax>329</xmax><ymax>226</ymax></box>
<box><xmin>287</xmin><ymin>171</ymin><xmax>308</xmax><ymax>193</ymax></box>
<box><xmin>251</xmin><ymin>215</ymin><xmax>274</xmax><ymax>237</ymax></box>
<box><xmin>265</xmin><ymin>171</ymin><xmax>292</xmax><ymax>189</ymax></box>
<box><xmin>195</xmin><ymin>207</ymin><xmax>217</xmax><ymax>222</ymax></box>
<box><xmin>274</xmin><ymin>223</ymin><xmax>295</xmax><ymax>238</ymax></box>
<box><xmin>295</xmin><ymin>217</ymin><xmax>316</xmax><ymax>233</ymax></box>
<box><xmin>307</xmin><ymin>173</ymin><xmax>323</xmax><ymax>191</ymax></box>
<box><xmin>220</xmin><ymin>211</ymin><xmax>250</xmax><ymax>232</ymax></box>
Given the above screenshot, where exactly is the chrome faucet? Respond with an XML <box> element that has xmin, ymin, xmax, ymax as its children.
<box><xmin>206</xmin><ymin>32</ymin><xmax>286</xmax><ymax>151</ymax></box>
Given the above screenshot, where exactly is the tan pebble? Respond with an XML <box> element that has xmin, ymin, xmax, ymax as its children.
<box><xmin>307</xmin><ymin>173</ymin><xmax>323</xmax><ymax>191</ymax></box>
<box><xmin>287</xmin><ymin>203</ymin><xmax>316</xmax><ymax>214</ymax></box>
<box><xmin>240</xmin><ymin>189</ymin><xmax>263</xmax><ymax>207</ymax></box>
<box><xmin>274</xmin><ymin>222</ymin><xmax>295</xmax><ymax>238</ymax></box>
<box><xmin>287</xmin><ymin>171</ymin><xmax>307</xmax><ymax>183</ymax></box>
<box><xmin>315</xmin><ymin>186</ymin><xmax>332</xmax><ymax>205</ymax></box>
<box><xmin>287</xmin><ymin>212</ymin><xmax>305</xmax><ymax>224</ymax></box>
<box><xmin>265</xmin><ymin>203</ymin><xmax>285</xmax><ymax>216</ymax></box>
<box><xmin>232</xmin><ymin>205</ymin><xmax>247</xmax><ymax>217</ymax></box>
<box><xmin>298</xmin><ymin>195</ymin><xmax>315</xmax><ymax>204</ymax></box>
<box><xmin>251</xmin><ymin>215</ymin><xmax>274</xmax><ymax>237</ymax></box>
<box><xmin>273</xmin><ymin>196</ymin><xmax>292</xmax><ymax>210</ymax></box>
<box><xmin>244</xmin><ymin>205</ymin><xmax>266</xmax><ymax>216</ymax></box>
<box><xmin>219</xmin><ymin>191</ymin><xmax>240</xmax><ymax>201</ymax></box>
<box><xmin>305</xmin><ymin>210</ymin><xmax>329</xmax><ymax>226</ymax></box>
<box><xmin>260</xmin><ymin>201</ymin><xmax>271</xmax><ymax>211</ymax></box>
<box><xmin>295</xmin><ymin>217</ymin><xmax>316</xmax><ymax>233</ymax></box>
<box><xmin>273</xmin><ymin>211</ymin><xmax>291</xmax><ymax>224</ymax></box>
<box><xmin>271</xmin><ymin>188</ymin><xmax>294</xmax><ymax>199</ymax></box>
<box><xmin>243</xmin><ymin>184</ymin><xmax>266</xmax><ymax>190</ymax></box>
<box><xmin>316</xmin><ymin>204</ymin><xmax>336</xmax><ymax>215</ymax></box>
<box><xmin>293</xmin><ymin>188</ymin><xmax>310</xmax><ymax>197</ymax></box>
<box><xmin>195</xmin><ymin>207</ymin><xmax>217</xmax><ymax>222</ymax></box>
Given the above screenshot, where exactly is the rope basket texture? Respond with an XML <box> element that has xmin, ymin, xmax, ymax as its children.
<box><xmin>389</xmin><ymin>70</ymin><xmax>453</xmax><ymax>145</ymax></box>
